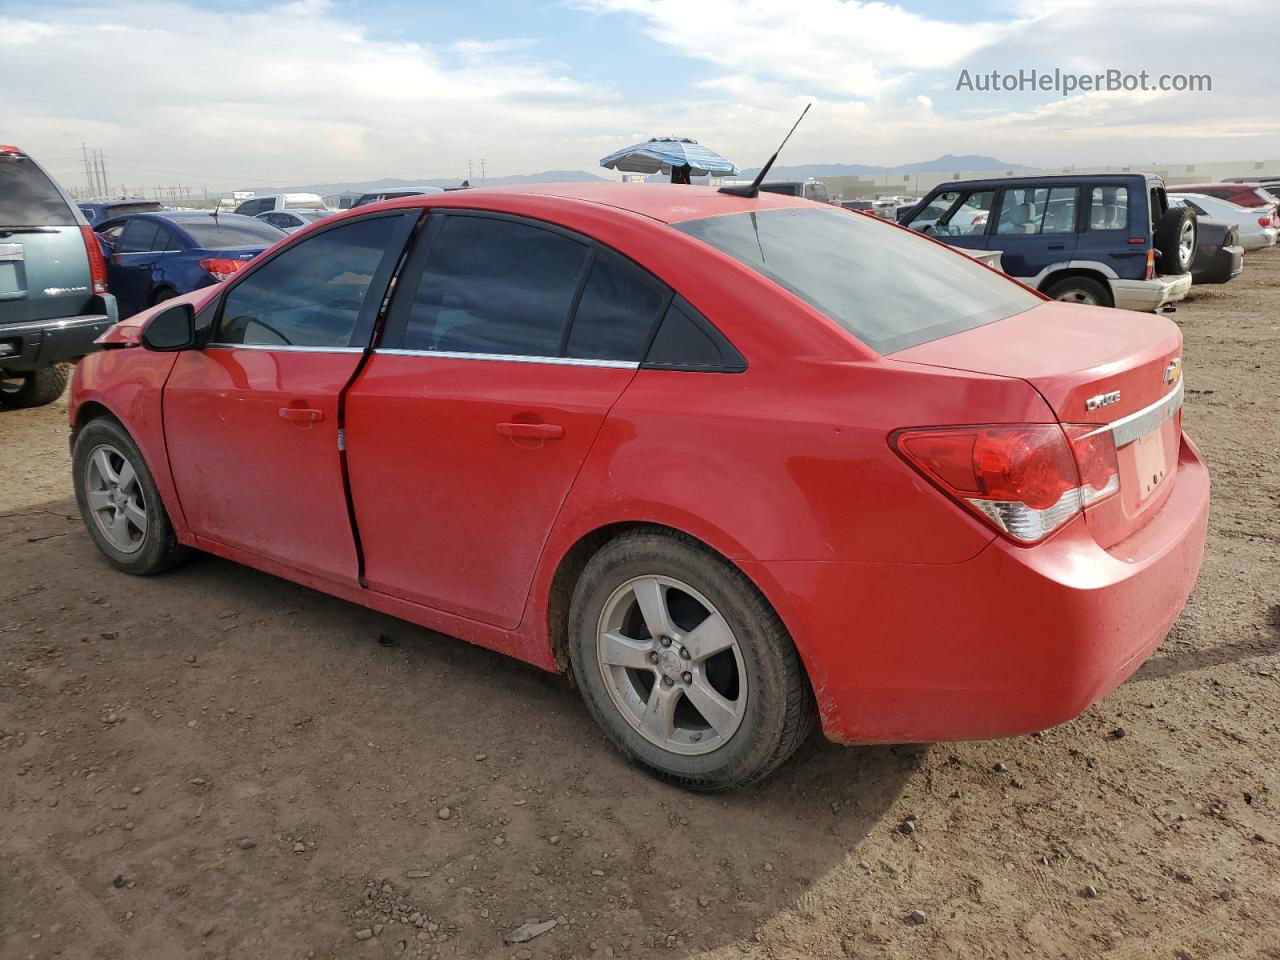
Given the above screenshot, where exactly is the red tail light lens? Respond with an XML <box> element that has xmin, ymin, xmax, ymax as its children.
<box><xmin>199</xmin><ymin>257</ymin><xmax>247</xmax><ymax>281</ymax></box>
<box><xmin>893</xmin><ymin>423</ymin><xmax>1118</xmax><ymax>544</ymax></box>
<box><xmin>1258</xmin><ymin>216</ymin><xmax>1272</xmax><ymax>228</ymax></box>
<box><xmin>79</xmin><ymin>225</ymin><xmax>108</xmax><ymax>295</ymax></box>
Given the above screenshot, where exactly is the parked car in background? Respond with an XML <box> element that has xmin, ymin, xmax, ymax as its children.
<box><xmin>255</xmin><ymin>209</ymin><xmax>330</xmax><ymax>234</ymax></box>
<box><xmin>841</xmin><ymin>200</ymin><xmax>873</xmax><ymax>212</ymax></box>
<box><xmin>1177</xmin><ymin>213</ymin><xmax>1243</xmax><ymax>285</ymax></box>
<box><xmin>0</xmin><ymin>144</ymin><xmax>116</xmax><ymax>407</ymax></box>
<box><xmin>1169</xmin><ymin>193</ymin><xmax>1278</xmax><ymax>251</ymax></box>
<box><xmin>95</xmin><ymin>212</ymin><xmax>286</xmax><ymax>318</ymax></box>
<box><xmin>759</xmin><ymin>179</ymin><xmax>831</xmax><ymax>203</ymax></box>
<box><xmin>78</xmin><ymin>198</ymin><xmax>164</xmax><ymax>226</ymax></box>
<box><xmin>1222</xmin><ymin>175</ymin><xmax>1280</xmax><ymax>193</ymax></box>
<box><xmin>69</xmin><ymin>183</ymin><xmax>1207</xmax><ymax>790</ymax></box>
<box><xmin>350</xmin><ymin>185</ymin><xmax>446</xmax><ymax>208</ymax></box>
<box><xmin>902</xmin><ymin>174</ymin><xmax>1195</xmax><ymax>310</ymax></box>
<box><xmin>1171</xmin><ymin>182</ymin><xmax>1278</xmax><ymax>211</ymax></box>
<box><xmin>233</xmin><ymin>193</ymin><xmax>328</xmax><ymax>217</ymax></box>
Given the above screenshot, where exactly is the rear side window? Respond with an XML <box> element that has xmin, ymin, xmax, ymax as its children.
<box><xmin>675</xmin><ymin>207</ymin><xmax>1038</xmax><ymax>354</ymax></box>
<box><xmin>1087</xmin><ymin>187</ymin><xmax>1129</xmax><ymax>230</ymax></box>
<box><xmin>400</xmin><ymin>215</ymin><xmax>588</xmax><ymax>357</ymax></box>
<box><xmin>215</xmin><ymin>216</ymin><xmax>399</xmax><ymax>348</ymax></box>
<box><xmin>0</xmin><ymin>157</ymin><xmax>76</xmax><ymax>226</ymax></box>
<box><xmin>565</xmin><ymin>250</ymin><xmax>668</xmax><ymax>362</ymax></box>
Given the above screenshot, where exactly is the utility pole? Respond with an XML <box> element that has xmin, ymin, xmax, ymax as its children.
<box><xmin>467</xmin><ymin>159</ymin><xmax>473</xmax><ymax>183</ymax></box>
<box><xmin>82</xmin><ymin>143</ymin><xmax>95</xmax><ymax>195</ymax></box>
<box><xmin>95</xmin><ymin>150</ymin><xmax>108</xmax><ymax>196</ymax></box>
<box><xmin>480</xmin><ymin>158</ymin><xmax>486</xmax><ymax>184</ymax></box>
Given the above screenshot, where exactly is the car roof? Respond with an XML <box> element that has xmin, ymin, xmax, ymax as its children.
<box><xmin>930</xmin><ymin>173</ymin><xmax>1154</xmax><ymax>192</ymax></box>
<box><xmin>371</xmin><ymin>182</ymin><xmax>812</xmax><ymax>224</ymax></box>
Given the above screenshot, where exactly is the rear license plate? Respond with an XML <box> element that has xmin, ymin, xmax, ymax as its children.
<box><xmin>1130</xmin><ymin>429</ymin><xmax>1167</xmax><ymax>499</ymax></box>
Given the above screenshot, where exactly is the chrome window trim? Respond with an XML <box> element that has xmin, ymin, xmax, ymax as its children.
<box><xmin>376</xmin><ymin>348</ymin><xmax>638</xmax><ymax>369</ymax></box>
<box><xmin>1086</xmin><ymin>379</ymin><xmax>1184</xmax><ymax>447</ymax></box>
<box><xmin>204</xmin><ymin>343</ymin><xmax>364</xmax><ymax>354</ymax></box>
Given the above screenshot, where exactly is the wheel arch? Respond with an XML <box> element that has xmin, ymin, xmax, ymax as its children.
<box><xmin>541</xmin><ymin>520</ymin><xmax>810</xmax><ymax>690</ymax></box>
<box><xmin>1038</xmin><ymin>267</ymin><xmax>1116</xmax><ymax>306</ymax></box>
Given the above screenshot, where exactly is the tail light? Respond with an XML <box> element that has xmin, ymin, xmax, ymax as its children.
<box><xmin>1258</xmin><ymin>215</ymin><xmax>1273</xmax><ymax>228</ymax></box>
<box><xmin>79</xmin><ymin>225</ymin><xmax>108</xmax><ymax>295</ymax></box>
<box><xmin>892</xmin><ymin>423</ymin><xmax>1118</xmax><ymax>544</ymax></box>
<box><xmin>199</xmin><ymin>257</ymin><xmax>247</xmax><ymax>281</ymax></box>
<box><xmin>1144</xmin><ymin>248</ymin><xmax>1155</xmax><ymax>280</ymax></box>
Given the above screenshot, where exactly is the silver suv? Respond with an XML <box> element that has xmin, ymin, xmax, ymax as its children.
<box><xmin>1</xmin><ymin>145</ymin><xmax>118</xmax><ymax>407</ymax></box>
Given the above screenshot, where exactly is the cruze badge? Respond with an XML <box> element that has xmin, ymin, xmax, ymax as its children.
<box><xmin>1086</xmin><ymin>390</ymin><xmax>1121</xmax><ymax>412</ymax></box>
<box><xmin>1164</xmin><ymin>357</ymin><xmax>1182</xmax><ymax>385</ymax></box>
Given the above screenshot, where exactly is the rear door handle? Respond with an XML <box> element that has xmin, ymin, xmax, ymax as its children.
<box><xmin>1047</xmin><ymin>243</ymin><xmax>1066</xmax><ymax>250</ymax></box>
<box><xmin>496</xmin><ymin>422</ymin><xmax>563</xmax><ymax>439</ymax></box>
<box><xmin>279</xmin><ymin>407</ymin><xmax>324</xmax><ymax>423</ymax></box>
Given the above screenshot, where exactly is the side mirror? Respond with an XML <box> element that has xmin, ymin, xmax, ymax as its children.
<box><xmin>141</xmin><ymin>303</ymin><xmax>195</xmax><ymax>351</ymax></box>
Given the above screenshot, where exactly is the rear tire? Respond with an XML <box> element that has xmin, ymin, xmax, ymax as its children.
<box><xmin>151</xmin><ymin>287</ymin><xmax>178</xmax><ymax>306</ymax></box>
<box><xmin>567</xmin><ymin>529</ymin><xmax>816</xmax><ymax>791</ymax></box>
<box><xmin>0</xmin><ymin>363</ymin><xmax>70</xmax><ymax>408</ymax></box>
<box><xmin>1044</xmin><ymin>276</ymin><xmax>1112</xmax><ymax>307</ymax></box>
<box><xmin>72</xmin><ymin>417</ymin><xmax>189</xmax><ymax>575</ymax></box>
<box><xmin>1155</xmin><ymin>206</ymin><xmax>1197</xmax><ymax>275</ymax></box>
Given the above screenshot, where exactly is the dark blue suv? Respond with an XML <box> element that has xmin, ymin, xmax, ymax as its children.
<box><xmin>899</xmin><ymin>173</ymin><xmax>1197</xmax><ymax>311</ymax></box>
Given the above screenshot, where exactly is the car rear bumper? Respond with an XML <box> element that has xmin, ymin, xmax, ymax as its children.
<box><xmin>1192</xmin><ymin>245</ymin><xmax>1244</xmax><ymax>285</ymax></box>
<box><xmin>1109</xmin><ymin>274</ymin><xmax>1192</xmax><ymax>312</ymax></box>
<box><xmin>0</xmin><ymin>308</ymin><xmax>118</xmax><ymax>372</ymax></box>
<box><xmin>1242</xmin><ymin>228</ymin><xmax>1278</xmax><ymax>251</ymax></box>
<box><xmin>747</xmin><ymin>434</ymin><xmax>1210</xmax><ymax>745</ymax></box>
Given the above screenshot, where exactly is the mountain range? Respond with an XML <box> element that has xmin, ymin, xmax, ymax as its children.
<box><xmin>224</xmin><ymin>156</ymin><xmax>1028</xmax><ymax>199</ymax></box>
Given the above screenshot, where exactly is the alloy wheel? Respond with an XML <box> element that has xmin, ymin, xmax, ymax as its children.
<box><xmin>1179</xmin><ymin>218</ymin><xmax>1196</xmax><ymax>268</ymax></box>
<box><xmin>596</xmin><ymin>575</ymin><xmax>747</xmax><ymax>756</ymax></box>
<box><xmin>84</xmin><ymin>444</ymin><xmax>148</xmax><ymax>554</ymax></box>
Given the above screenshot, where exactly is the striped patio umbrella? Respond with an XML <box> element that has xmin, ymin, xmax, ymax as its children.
<box><xmin>600</xmin><ymin>137</ymin><xmax>740</xmax><ymax>181</ymax></box>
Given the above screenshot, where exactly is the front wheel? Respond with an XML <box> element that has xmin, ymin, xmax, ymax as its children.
<box><xmin>568</xmin><ymin>530</ymin><xmax>816</xmax><ymax>791</ymax></box>
<box><xmin>72</xmin><ymin>417</ymin><xmax>189</xmax><ymax>575</ymax></box>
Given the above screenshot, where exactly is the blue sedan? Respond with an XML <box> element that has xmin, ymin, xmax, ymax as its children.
<box><xmin>95</xmin><ymin>211</ymin><xmax>287</xmax><ymax>318</ymax></box>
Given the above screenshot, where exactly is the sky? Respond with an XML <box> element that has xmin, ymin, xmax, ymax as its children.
<box><xmin>2</xmin><ymin>0</ymin><xmax>1277</xmax><ymax>192</ymax></box>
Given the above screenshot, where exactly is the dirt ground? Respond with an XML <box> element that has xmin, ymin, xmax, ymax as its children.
<box><xmin>2</xmin><ymin>250</ymin><xmax>1278</xmax><ymax>960</ymax></box>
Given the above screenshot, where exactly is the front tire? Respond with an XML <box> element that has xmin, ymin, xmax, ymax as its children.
<box><xmin>72</xmin><ymin>417</ymin><xmax>189</xmax><ymax>575</ymax></box>
<box><xmin>0</xmin><ymin>364</ymin><xmax>69</xmax><ymax>408</ymax></box>
<box><xmin>567</xmin><ymin>530</ymin><xmax>815</xmax><ymax>791</ymax></box>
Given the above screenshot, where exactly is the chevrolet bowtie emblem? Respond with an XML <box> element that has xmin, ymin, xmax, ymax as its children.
<box><xmin>1164</xmin><ymin>357</ymin><xmax>1182</xmax><ymax>385</ymax></box>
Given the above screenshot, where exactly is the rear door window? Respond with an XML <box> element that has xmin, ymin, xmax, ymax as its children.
<box><xmin>996</xmin><ymin>187</ymin><xmax>1078</xmax><ymax>235</ymax></box>
<box><xmin>0</xmin><ymin>156</ymin><xmax>76</xmax><ymax>226</ymax></box>
<box><xmin>396</xmin><ymin>215</ymin><xmax>589</xmax><ymax>357</ymax></box>
<box><xmin>119</xmin><ymin>219</ymin><xmax>161</xmax><ymax>253</ymax></box>
<box><xmin>1087</xmin><ymin>187</ymin><xmax>1129</xmax><ymax>231</ymax></box>
<box><xmin>565</xmin><ymin>249</ymin><xmax>668</xmax><ymax>362</ymax></box>
<box><xmin>675</xmin><ymin>207</ymin><xmax>1038</xmax><ymax>354</ymax></box>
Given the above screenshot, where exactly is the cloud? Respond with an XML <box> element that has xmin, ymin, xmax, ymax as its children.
<box><xmin>1</xmin><ymin>0</ymin><xmax>1276</xmax><ymax>191</ymax></box>
<box><xmin>576</xmin><ymin>0</ymin><xmax>1016</xmax><ymax>98</ymax></box>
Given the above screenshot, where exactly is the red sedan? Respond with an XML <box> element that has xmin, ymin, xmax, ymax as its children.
<box><xmin>69</xmin><ymin>184</ymin><xmax>1209</xmax><ymax>790</ymax></box>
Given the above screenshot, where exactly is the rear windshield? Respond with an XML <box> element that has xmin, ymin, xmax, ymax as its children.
<box><xmin>0</xmin><ymin>156</ymin><xmax>76</xmax><ymax>226</ymax></box>
<box><xmin>104</xmin><ymin>202</ymin><xmax>163</xmax><ymax>218</ymax></box>
<box><xmin>181</xmin><ymin>217</ymin><xmax>286</xmax><ymax>248</ymax></box>
<box><xmin>283</xmin><ymin>197</ymin><xmax>326</xmax><ymax>210</ymax></box>
<box><xmin>674</xmin><ymin>207</ymin><xmax>1039</xmax><ymax>354</ymax></box>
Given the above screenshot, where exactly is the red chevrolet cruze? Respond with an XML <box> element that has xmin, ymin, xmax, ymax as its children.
<box><xmin>69</xmin><ymin>184</ymin><xmax>1209</xmax><ymax>789</ymax></box>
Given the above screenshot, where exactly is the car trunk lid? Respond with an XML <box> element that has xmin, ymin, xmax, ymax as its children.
<box><xmin>891</xmin><ymin>300</ymin><xmax>1183</xmax><ymax>548</ymax></box>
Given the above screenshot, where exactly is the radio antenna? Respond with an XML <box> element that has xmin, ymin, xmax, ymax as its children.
<box><xmin>719</xmin><ymin>103</ymin><xmax>811</xmax><ymax>198</ymax></box>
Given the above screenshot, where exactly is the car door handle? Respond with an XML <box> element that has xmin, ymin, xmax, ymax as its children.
<box><xmin>496</xmin><ymin>422</ymin><xmax>563</xmax><ymax>439</ymax></box>
<box><xmin>1046</xmin><ymin>243</ymin><xmax>1066</xmax><ymax>250</ymax></box>
<box><xmin>279</xmin><ymin>407</ymin><xmax>324</xmax><ymax>423</ymax></box>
